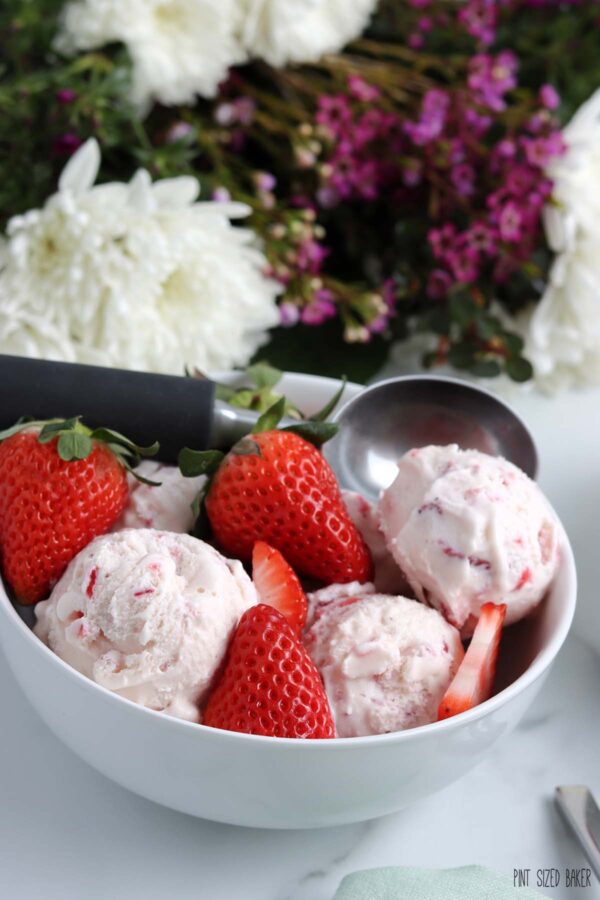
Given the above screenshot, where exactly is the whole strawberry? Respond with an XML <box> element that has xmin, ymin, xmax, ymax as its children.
<box><xmin>0</xmin><ymin>417</ymin><xmax>158</xmax><ymax>604</ymax></box>
<box><xmin>215</xmin><ymin>429</ymin><xmax>372</xmax><ymax>583</ymax></box>
<box><xmin>180</xmin><ymin>409</ymin><xmax>373</xmax><ymax>584</ymax></box>
<box><xmin>203</xmin><ymin>604</ymin><xmax>335</xmax><ymax>739</ymax></box>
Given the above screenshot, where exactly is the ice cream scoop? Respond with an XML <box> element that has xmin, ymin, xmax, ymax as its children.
<box><xmin>325</xmin><ymin>375</ymin><xmax>538</xmax><ymax>500</ymax></box>
<box><xmin>304</xmin><ymin>587</ymin><xmax>464</xmax><ymax>737</ymax></box>
<box><xmin>34</xmin><ymin>529</ymin><xmax>257</xmax><ymax>720</ymax></box>
<box><xmin>342</xmin><ymin>491</ymin><xmax>409</xmax><ymax>595</ymax></box>
<box><xmin>0</xmin><ymin>359</ymin><xmax>537</xmax><ymax>494</ymax></box>
<box><xmin>378</xmin><ymin>445</ymin><xmax>560</xmax><ymax>635</ymax></box>
<box><xmin>112</xmin><ymin>461</ymin><xmax>205</xmax><ymax>533</ymax></box>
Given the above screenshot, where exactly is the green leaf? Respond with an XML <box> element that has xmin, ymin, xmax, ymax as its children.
<box><xmin>214</xmin><ymin>383</ymin><xmax>237</xmax><ymax>403</ymax></box>
<box><xmin>252</xmin><ymin>396</ymin><xmax>286</xmax><ymax>434</ymax></box>
<box><xmin>38</xmin><ymin>417</ymin><xmax>80</xmax><ymax>443</ymax></box>
<box><xmin>90</xmin><ymin>427</ymin><xmax>159</xmax><ymax>458</ymax></box>
<box><xmin>56</xmin><ymin>431</ymin><xmax>93</xmax><ymax>461</ymax></box>
<box><xmin>282</xmin><ymin>421</ymin><xmax>339</xmax><ymax>447</ymax></box>
<box><xmin>0</xmin><ymin>418</ymin><xmax>36</xmax><ymax>442</ymax></box>
<box><xmin>448</xmin><ymin>344</ymin><xmax>475</xmax><ymax>370</ymax></box>
<box><xmin>228</xmin><ymin>389</ymin><xmax>262</xmax><ymax>409</ymax></box>
<box><xmin>122</xmin><ymin>462</ymin><xmax>162</xmax><ymax>486</ymax></box>
<box><xmin>178</xmin><ymin>447</ymin><xmax>224</xmax><ymax>478</ymax></box>
<box><xmin>505</xmin><ymin>356</ymin><xmax>534</xmax><ymax>383</ymax></box>
<box><xmin>474</xmin><ymin>315</ymin><xmax>500</xmax><ymax>341</ymax></box>
<box><xmin>310</xmin><ymin>377</ymin><xmax>347</xmax><ymax>422</ymax></box>
<box><xmin>246</xmin><ymin>361</ymin><xmax>282</xmax><ymax>390</ymax></box>
<box><xmin>502</xmin><ymin>332</ymin><xmax>525</xmax><ymax>355</ymax></box>
<box><xmin>470</xmin><ymin>359</ymin><xmax>501</xmax><ymax>378</ymax></box>
<box><xmin>449</xmin><ymin>292</ymin><xmax>476</xmax><ymax>327</ymax></box>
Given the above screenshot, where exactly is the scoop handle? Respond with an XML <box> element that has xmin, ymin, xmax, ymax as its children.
<box><xmin>0</xmin><ymin>355</ymin><xmax>215</xmax><ymax>463</ymax></box>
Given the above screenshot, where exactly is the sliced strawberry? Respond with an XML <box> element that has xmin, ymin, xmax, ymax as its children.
<box><xmin>438</xmin><ymin>602</ymin><xmax>506</xmax><ymax>720</ymax></box>
<box><xmin>203</xmin><ymin>604</ymin><xmax>335</xmax><ymax>739</ymax></box>
<box><xmin>252</xmin><ymin>541</ymin><xmax>308</xmax><ymax>633</ymax></box>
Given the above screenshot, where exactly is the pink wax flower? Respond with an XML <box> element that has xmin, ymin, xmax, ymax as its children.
<box><xmin>254</xmin><ymin>171</ymin><xmax>277</xmax><ymax>193</ymax></box>
<box><xmin>316</xmin><ymin>95</ymin><xmax>353</xmax><ymax>135</ymax></box>
<box><xmin>296</xmin><ymin>240</ymin><xmax>329</xmax><ymax>274</ymax></box>
<box><xmin>498</xmin><ymin>201</ymin><xmax>523</xmax><ymax>242</ymax></box>
<box><xmin>429</xmin><ymin>224</ymin><xmax>458</xmax><ymax>260</ymax></box>
<box><xmin>348</xmin><ymin>75</ymin><xmax>380</xmax><ymax>103</ymax></box>
<box><xmin>451</xmin><ymin>163</ymin><xmax>476</xmax><ymax>197</ymax></box>
<box><xmin>279</xmin><ymin>302</ymin><xmax>300</xmax><ymax>327</ymax></box>
<box><xmin>211</xmin><ymin>186</ymin><xmax>232</xmax><ymax>203</ymax></box>
<box><xmin>464</xmin><ymin>222</ymin><xmax>497</xmax><ymax>255</ymax></box>
<box><xmin>56</xmin><ymin>89</ymin><xmax>77</xmax><ymax>104</ymax></box>
<box><xmin>468</xmin><ymin>51</ymin><xmax>518</xmax><ymax>111</ymax></box>
<box><xmin>458</xmin><ymin>0</ymin><xmax>498</xmax><ymax>46</ymax></box>
<box><xmin>52</xmin><ymin>132</ymin><xmax>83</xmax><ymax>156</ymax></box>
<box><xmin>427</xmin><ymin>269</ymin><xmax>453</xmax><ymax>299</ymax></box>
<box><xmin>539</xmin><ymin>84</ymin><xmax>560</xmax><ymax>110</ymax></box>
<box><xmin>301</xmin><ymin>292</ymin><xmax>337</xmax><ymax>325</ymax></box>
<box><xmin>448</xmin><ymin>246</ymin><xmax>480</xmax><ymax>284</ymax></box>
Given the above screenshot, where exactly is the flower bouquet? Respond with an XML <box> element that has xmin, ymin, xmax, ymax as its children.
<box><xmin>0</xmin><ymin>0</ymin><xmax>599</xmax><ymax>388</ymax></box>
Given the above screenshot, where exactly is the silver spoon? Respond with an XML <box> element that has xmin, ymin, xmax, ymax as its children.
<box><xmin>324</xmin><ymin>375</ymin><xmax>538</xmax><ymax>501</ymax></box>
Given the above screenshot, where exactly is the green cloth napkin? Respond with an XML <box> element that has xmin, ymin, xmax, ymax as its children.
<box><xmin>333</xmin><ymin>866</ymin><xmax>549</xmax><ymax>900</ymax></box>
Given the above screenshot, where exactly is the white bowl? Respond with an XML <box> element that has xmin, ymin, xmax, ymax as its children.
<box><xmin>0</xmin><ymin>372</ymin><xmax>576</xmax><ymax>829</ymax></box>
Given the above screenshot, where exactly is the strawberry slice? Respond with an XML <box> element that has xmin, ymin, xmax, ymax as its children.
<box><xmin>252</xmin><ymin>541</ymin><xmax>308</xmax><ymax>633</ymax></box>
<box><xmin>438</xmin><ymin>602</ymin><xmax>506</xmax><ymax>720</ymax></box>
<box><xmin>203</xmin><ymin>604</ymin><xmax>335</xmax><ymax>738</ymax></box>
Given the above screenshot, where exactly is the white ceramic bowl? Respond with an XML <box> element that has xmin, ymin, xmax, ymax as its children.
<box><xmin>0</xmin><ymin>372</ymin><xmax>576</xmax><ymax>829</ymax></box>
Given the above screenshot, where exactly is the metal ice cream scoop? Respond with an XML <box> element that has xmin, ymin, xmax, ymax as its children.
<box><xmin>324</xmin><ymin>375</ymin><xmax>537</xmax><ymax>500</ymax></box>
<box><xmin>0</xmin><ymin>358</ymin><xmax>537</xmax><ymax>493</ymax></box>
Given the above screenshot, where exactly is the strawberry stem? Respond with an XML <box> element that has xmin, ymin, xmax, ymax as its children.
<box><xmin>0</xmin><ymin>417</ymin><xmax>160</xmax><ymax>482</ymax></box>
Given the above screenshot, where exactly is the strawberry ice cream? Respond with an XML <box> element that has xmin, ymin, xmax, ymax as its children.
<box><xmin>378</xmin><ymin>445</ymin><xmax>560</xmax><ymax>635</ymax></box>
<box><xmin>342</xmin><ymin>491</ymin><xmax>410</xmax><ymax>594</ymax></box>
<box><xmin>304</xmin><ymin>587</ymin><xmax>464</xmax><ymax>736</ymax></box>
<box><xmin>112</xmin><ymin>461</ymin><xmax>205</xmax><ymax>534</ymax></box>
<box><xmin>34</xmin><ymin>529</ymin><xmax>257</xmax><ymax>720</ymax></box>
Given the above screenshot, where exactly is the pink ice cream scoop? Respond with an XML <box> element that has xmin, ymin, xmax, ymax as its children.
<box><xmin>304</xmin><ymin>587</ymin><xmax>464</xmax><ymax>737</ymax></box>
<box><xmin>112</xmin><ymin>461</ymin><xmax>205</xmax><ymax>534</ymax></box>
<box><xmin>342</xmin><ymin>491</ymin><xmax>411</xmax><ymax>595</ymax></box>
<box><xmin>35</xmin><ymin>529</ymin><xmax>257</xmax><ymax>721</ymax></box>
<box><xmin>378</xmin><ymin>445</ymin><xmax>560</xmax><ymax>635</ymax></box>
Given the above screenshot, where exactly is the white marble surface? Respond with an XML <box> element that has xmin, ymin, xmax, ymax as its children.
<box><xmin>1</xmin><ymin>383</ymin><xmax>599</xmax><ymax>900</ymax></box>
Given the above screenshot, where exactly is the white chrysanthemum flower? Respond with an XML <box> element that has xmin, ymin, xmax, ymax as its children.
<box><xmin>524</xmin><ymin>87</ymin><xmax>600</xmax><ymax>391</ymax></box>
<box><xmin>0</xmin><ymin>139</ymin><xmax>281</xmax><ymax>374</ymax></box>
<box><xmin>236</xmin><ymin>0</ymin><xmax>377</xmax><ymax>68</ymax></box>
<box><xmin>57</xmin><ymin>0</ymin><xmax>243</xmax><ymax>109</ymax></box>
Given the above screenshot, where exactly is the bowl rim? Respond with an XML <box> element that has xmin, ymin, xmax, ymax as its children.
<box><xmin>0</xmin><ymin>372</ymin><xmax>577</xmax><ymax>749</ymax></box>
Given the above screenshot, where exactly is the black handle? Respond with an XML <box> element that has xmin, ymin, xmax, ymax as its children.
<box><xmin>0</xmin><ymin>355</ymin><xmax>216</xmax><ymax>463</ymax></box>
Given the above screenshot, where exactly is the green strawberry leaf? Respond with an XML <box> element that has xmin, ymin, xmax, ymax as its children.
<box><xmin>505</xmin><ymin>356</ymin><xmax>534</xmax><ymax>383</ymax></box>
<box><xmin>0</xmin><ymin>417</ymin><xmax>36</xmax><ymax>442</ymax></box>
<box><xmin>178</xmin><ymin>447</ymin><xmax>224</xmax><ymax>478</ymax></box>
<box><xmin>121</xmin><ymin>460</ymin><xmax>162</xmax><ymax>486</ymax></box>
<box><xmin>246</xmin><ymin>361</ymin><xmax>282</xmax><ymax>390</ymax></box>
<box><xmin>38</xmin><ymin>416</ymin><xmax>82</xmax><ymax>443</ymax></box>
<box><xmin>214</xmin><ymin>382</ymin><xmax>237</xmax><ymax>402</ymax></box>
<box><xmin>89</xmin><ymin>427</ymin><xmax>159</xmax><ymax>459</ymax></box>
<box><xmin>56</xmin><ymin>431</ymin><xmax>93</xmax><ymax>461</ymax></box>
<box><xmin>252</xmin><ymin>396</ymin><xmax>286</xmax><ymax>434</ymax></box>
<box><xmin>282</xmin><ymin>421</ymin><xmax>339</xmax><ymax>447</ymax></box>
<box><xmin>310</xmin><ymin>377</ymin><xmax>347</xmax><ymax>422</ymax></box>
